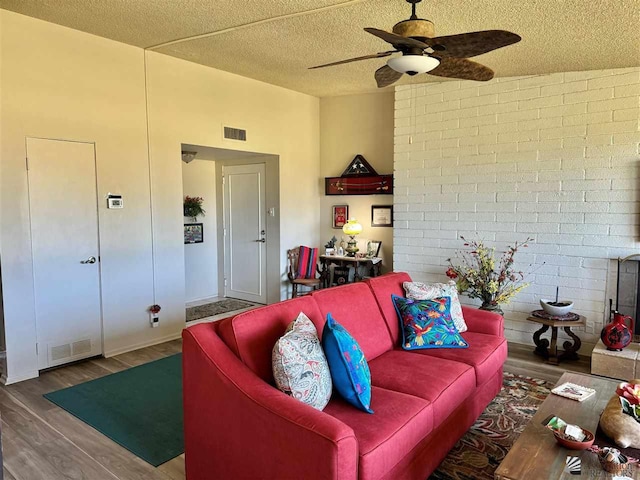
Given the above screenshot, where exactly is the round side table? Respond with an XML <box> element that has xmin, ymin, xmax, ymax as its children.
<box><xmin>527</xmin><ymin>314</ymin><xmax>586</xmax><ymax>365</ymax></box>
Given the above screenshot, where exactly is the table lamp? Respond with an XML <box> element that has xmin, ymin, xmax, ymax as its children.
<box><xmin>342</xmin><ymin>219</ymin><xmax>363</xmax><ymax>256</ymax></box>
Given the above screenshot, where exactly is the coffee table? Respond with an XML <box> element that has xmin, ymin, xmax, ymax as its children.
<box><xmin>495</xmin><ymin>372</ymin><xmax>638</xmax><ymax>479</ymax></box>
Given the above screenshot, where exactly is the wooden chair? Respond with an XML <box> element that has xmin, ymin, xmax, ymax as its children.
<box><xmin>287</xmin><ymin>247</ymin><xmax>322</xmax><ymax>298</ymax></box>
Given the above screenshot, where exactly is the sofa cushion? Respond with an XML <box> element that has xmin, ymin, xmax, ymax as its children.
<box><xmin>218</xmin><ymin>296</ymin><xmax>324</xmax><ymax>383</ymax></box>
<box><xmin>312</xmin><ymin>282</ymin><xmax>393</xmax><ymax>361</ymax></box>
<box><xmin>391</xmin><ymin>295</ymin><xmax>468</xmax><ymax>350</ymax></box>
<box><xmin>403</xmin><ymin>281</ymin><xmax>468</xmax><ymax>333</ymax></box>
<box><xmin>272</xmin><ymin>312</ymin><xmax>332</xmax><ymax>411</ymax></box>
<box><xmin>368</xmin><ymin>350</ymin><xmax>476</xmax><ymax>429</ymax></box>
<box><xmin>365</xmin><ymin>272</ymin><xmax>413</xmax><ymax>344</ymax></box>
<box><xmin>323</xmin><ymin>386</ymin><xmax>433</xmax><ymax>480</ymax></box>
<box><xmin>413</xmin><ymin>331</ymin><xmax>508</xmax><ymax>386</ymax></box>
<box><xmin>322</xmin><ymin>313</ymin><xmax>373</xmax><ymax>413</ymax></box>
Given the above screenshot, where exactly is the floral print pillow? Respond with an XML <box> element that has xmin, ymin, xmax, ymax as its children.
<box><xmin>391</xmin><ymin>295</ymin><xmax>468</xmax><ymax>350</ymax></box>
<box><xmin>272</xmin><ymin>312</ymin><xmax>332</xmax><ymax>411</ymax></box>
<box><xmin>403</xmin><ymin>281</ymin><xmax>468</xmax><ymax>333</ymax></box>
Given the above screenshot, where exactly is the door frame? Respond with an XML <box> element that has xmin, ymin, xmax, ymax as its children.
<box><xmin>221</xmin><ymin>163</ymin><xmax>267</xmax><ymax>303</ymax></box>
<box><xmin>215</xmin><ymin>155</ymin><xmax>280</xmax><ymax>304</ymax></box>
<box><xmin>25</xmin><ymin>136</ymin><xmax>104</xmax><ymax>369</ymax></box>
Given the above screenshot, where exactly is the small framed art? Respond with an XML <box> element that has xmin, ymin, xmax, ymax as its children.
<box><xmin>371</xmin><ymin>205</ymin><xmax>393</xmax><ymax>227</ymax></box>
<box><xmin>184</xmin><ymin>223</ymin><xmax>204</xmax><ymax>244</ymax></box>
<box><xmin>332</xmin><ymin>205</ymin><xmax>348</xmax><ymax>229</ymax></box>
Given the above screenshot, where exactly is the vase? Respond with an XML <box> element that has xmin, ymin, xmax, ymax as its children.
<box><xmin>601</xmin><ymin>311</ymin><xmax>634</xmax><ymax>351</ymax></box>
<box><xmin>480</xmin><ymin>302</ymin><xmax>504</xmax><ymax>316</ymax></box>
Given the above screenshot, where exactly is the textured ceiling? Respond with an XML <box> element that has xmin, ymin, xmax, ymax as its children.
<box><xmin>2</xmin><ymin>0</ymin><xmax>639</xmax><ymax>97</ymax></box>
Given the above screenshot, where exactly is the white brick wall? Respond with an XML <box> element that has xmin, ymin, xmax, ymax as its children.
<box><xmin>394</xmin><ymin>68</ymin><xmax>640</xmax><ymax>352</ymax></box>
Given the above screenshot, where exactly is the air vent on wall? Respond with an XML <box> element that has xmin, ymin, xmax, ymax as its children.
<box><xmin>50</xmin><ymin>343</ymin><xmax>72</xmax><ymax>362</ymax></box>
<box><xmin>224</xmin><ymin>126</ymin><xmax>247</xmax><ymax>141</ymax></box>
<box><xmin>72</xmin><ymin>339</ymin><xmax>92</xmax><ymax>356</ymax></box>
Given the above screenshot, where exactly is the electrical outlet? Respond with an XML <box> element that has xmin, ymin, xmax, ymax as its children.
<box><xmin>150</xmin><ymin>315</ymin><xmax>159</xmax><ymax>327</ymax></box>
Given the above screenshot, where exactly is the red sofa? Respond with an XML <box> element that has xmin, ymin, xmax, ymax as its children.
<box><xmin>182</xmin><ymin>272</ymin><xmax>507</xmax><ymax>480</ymax></box>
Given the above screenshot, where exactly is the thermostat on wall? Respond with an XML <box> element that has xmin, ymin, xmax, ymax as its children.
<box><xmin>107</xmin><ymin>195</ymin><xmax>123</xmax><ymax>209</ymax></box>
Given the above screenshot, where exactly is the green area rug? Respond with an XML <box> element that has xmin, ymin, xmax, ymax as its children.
<box><xmin>44</xmin><ymin>354</ymin><xmax>183</xmax><ymax>467</ymax></box>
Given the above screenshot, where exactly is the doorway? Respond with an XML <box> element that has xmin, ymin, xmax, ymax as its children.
<box><xmin>26</xmin><ymin>137</ymin><xmax>103</xmax><ymax>370</ymax></box>
<box><xmin>181</xmin><ymin>144</ymin><xmax>280</xmax><ymax>311</ymax></box>
<box><xmin>223</xmin><ymin>163</ymin><xmax>267</xmax><ymax>303</ymax></box>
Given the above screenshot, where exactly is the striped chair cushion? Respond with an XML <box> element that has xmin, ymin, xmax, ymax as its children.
<box><xmin>296</xmin><ymin>246</ymin><xmax>318</xmax><ymax>279</ymax></box>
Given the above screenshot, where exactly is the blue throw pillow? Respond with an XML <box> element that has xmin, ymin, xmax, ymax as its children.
<box><xmin>391</xmin><ymin>295</ymin><xmax>469</xmax><ymax>350</ymax></box>
<box><xmin>322</xmin><ymin>313</ymin><xmax>373</xmax><ymax>414</ymax></box>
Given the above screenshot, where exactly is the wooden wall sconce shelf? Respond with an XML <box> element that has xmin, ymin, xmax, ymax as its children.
<box><xmin>325</xmin><ymin>154</ymin><xmax>393</xmax><ymax>196</ymax></box>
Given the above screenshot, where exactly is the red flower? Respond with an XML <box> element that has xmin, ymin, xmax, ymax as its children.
<box><xmin>446</xmin><ymin>267</ymin><xmax>458</xmax><ymax>279</ymax></box>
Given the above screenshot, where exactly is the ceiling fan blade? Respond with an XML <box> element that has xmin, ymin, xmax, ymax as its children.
<box><xmin>426</xmin><ymin>30</ymin><xmax>521</xmax><ymax>58</ymax></box>
<box><xmin>309</xmin><ymin>51</ymin><xmax>397</xmax><ymax>69</ymax></box>
<box><xmin>428</xmin><ymin>58</ymin><xmax>494</xmax><ymax>81</ymax></box>
<box><xmin>375</xmin><ymin>65</ymin><xmax>403</xmax><ymax>88</ymax></box>
<box><xmin>364</xmin><ymin>27</ymin><xmax>429</xmax><ymax>50</ymax></box>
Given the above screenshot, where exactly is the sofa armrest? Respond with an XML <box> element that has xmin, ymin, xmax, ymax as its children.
<box><xmin>183</xmin><ymin>325</ymin><xmax>358</xmax><ymax>480</ymax></box>
<box><xmin>462</xmin><ymin>306</ymin><xmax>504</xmax><ymax>337</ymax></box>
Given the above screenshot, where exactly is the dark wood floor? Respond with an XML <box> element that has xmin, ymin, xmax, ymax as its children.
<box><xmin>0</xmin><ymin>339</ymin><xmax>591</xmax><ymax>479</ymax></box>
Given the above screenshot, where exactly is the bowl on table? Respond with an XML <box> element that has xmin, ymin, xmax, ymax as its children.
<box><xmin>553</xmin><ymin>428</ymin><xmax>594</xmax><ymax>450</ymax></box>
<box><xmin>540</xmin><ymin>299</ymin><xmax>574</xmax><ymax>316</ymax></box>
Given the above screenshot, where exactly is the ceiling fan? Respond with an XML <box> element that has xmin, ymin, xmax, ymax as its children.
<box><xmin>310</xmin><ymin>0</ymin><xmax>521</xmax><ymax>87</ymax></box>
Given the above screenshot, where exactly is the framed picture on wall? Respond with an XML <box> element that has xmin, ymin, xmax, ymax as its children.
<box><xmin>371</xmin><ymin>205</ymin><xmax>393</xmax><ymax>227</ymax></box>
<box><xmin>332</xmin><ymin>205</ymin><xmax>349</xmax><ymax>229</ymax></box>
<box><xmin>184</xmin><ymin>223</ymin><xmax>204</xmax><ymax>244</ymax></box>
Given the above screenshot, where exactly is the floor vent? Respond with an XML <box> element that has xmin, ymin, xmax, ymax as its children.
<box><xmin>224</xmin><ymin>126</ymin><xmax>247</xmax><ymax>141</ymax></box>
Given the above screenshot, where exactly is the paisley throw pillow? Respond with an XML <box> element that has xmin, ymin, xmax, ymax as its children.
<box><xmin>403</xmin><ymin>281</ymin><xmax>467</xmax><ymax>333</ymax></box>
<box><xmin>272</xmin><ymin>312</ymin><xmax>332</xmax><ymax>411</ymax></box>
<box><xmin>391</xmin><ymin>295</ymin><xmax>468</xmax><ymax>350</ymax></box>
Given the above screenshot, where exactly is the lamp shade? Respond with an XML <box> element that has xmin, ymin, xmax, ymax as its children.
<box><xmin>387</xmin><ymin>55</ymin><xmax>440</xmax><ymax>76</ymax></box>
<box><xmin>342</xmin><ymin>219</ymin><xmax>363</xmax><ymax>236</ymax></box>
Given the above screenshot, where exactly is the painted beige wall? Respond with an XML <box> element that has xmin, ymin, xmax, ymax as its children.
<box><xmin>1</xmin><ymin>10</ymin><xmax>153</xmax><ymax>382</ymax></box>
<box><xmin>319</xmin><ymin>92</ymin><xmax>395</xmax><ymax>271</ymax></box>
<box><xmin>182</xmin><ymin>159</ymin><xmax>218</xmax><ymax>303</ymax></box>
<box><xmin>145</xmin><ymin>51</ymin><xmax>320</xmax><ymax>309</ymax></box>
<box><xmin>0</xmin><ymin>10</ymin><xmax>320</xmax><ymax>383</ymax></box>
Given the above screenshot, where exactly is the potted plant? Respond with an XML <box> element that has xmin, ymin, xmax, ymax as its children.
<box><xmin>446</xmin><ymin>236</ymin><xmax>532</xmax><ymax>315</ymax></box>
<box><xmin>184</xmin><ymin>196</ymin><xmax>205</xmax><ymax>221</ymax></box>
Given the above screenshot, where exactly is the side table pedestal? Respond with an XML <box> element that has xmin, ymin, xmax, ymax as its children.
<box><xmin>527</xmin><ymin>315</ymin><xmax>586</xmax><ymax>366</ymax></box>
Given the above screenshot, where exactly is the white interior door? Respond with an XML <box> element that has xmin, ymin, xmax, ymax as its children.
<box><xmin>223</xmin><ymin>163</ymin><xmax>267</xmax><ymax>304</ymax></box>
<box><xmin>27</xmin><ymin>138</ymin><xmax>103</xmax><ymax>370</ymax></box>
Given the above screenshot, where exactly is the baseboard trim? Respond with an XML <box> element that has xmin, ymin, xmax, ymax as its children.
<box><xmin>103</xmin><ymin>332</ymin><xmax>182</xmax><ymax>358</ymax></box>
<box><xmin>2</xmin><ymin>369</ymin><xmax>39</xmax><ymax>385</ymax></box>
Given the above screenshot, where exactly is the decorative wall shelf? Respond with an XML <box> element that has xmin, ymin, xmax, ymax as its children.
<box><xmin>324</xmin><ymin>154</ymin><xmax>393</xmax><ymax>196</ymax></box>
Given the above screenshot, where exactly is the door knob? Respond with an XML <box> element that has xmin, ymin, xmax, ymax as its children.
<box><xmin>81</xmin><ymin>256</ymin><xmax>97</xmax><ymax>264</ymax></box>
<box><xmin>254</xmin><ymin>239</ymin><xmax>266</xmax><ymax>243</ymax></box>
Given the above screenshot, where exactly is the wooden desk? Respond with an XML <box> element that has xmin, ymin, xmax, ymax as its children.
<box><xmin>495</xmin><ymin>372</ymin><xmax>627</xmax><ymax>480</ymax></box>
<box><xmin>527</xmin><ymin>315</ymin><xmax>586</xmax><ymax>366</ymax></box>
<box><xmin>319</xmin><ymin>255</ymin><xmax>382</xmax><ymax>287</ymax></box>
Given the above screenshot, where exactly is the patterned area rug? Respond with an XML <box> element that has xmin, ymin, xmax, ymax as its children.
<box><xmin>186</xmin><ymin>298</ymin><xmax>258</xmax><ymax>322</ymax></box>
<box><xmin>430</xmin><ymin>372</ymin><xmax>552</xmax><ymax>480</ymax></box>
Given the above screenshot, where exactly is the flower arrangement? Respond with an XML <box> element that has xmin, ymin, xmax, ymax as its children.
<box><xmin>616</xmin><ymin>382</ymin><xmax>640</xmax><ymax>422</ymax></box>
<box><xmin>184</xmin><ymin>196</ymin><xmax>205</xmax><ymax>221</ymax></box>
<box><xmin>446</xmin><ymin>236</ymin><xmax>532</xmax><ymax>313</ymax></box>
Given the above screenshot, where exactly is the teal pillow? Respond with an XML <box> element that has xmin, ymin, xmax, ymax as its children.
<box><xmin>322</xmin><ymin>314</ymin><xmax>373</xmax><ymax>414</ymax></box>
<box><xmin>391</xmin><ymin>295</ymin><xmax>468</xmax><ymax>350</ymax></box>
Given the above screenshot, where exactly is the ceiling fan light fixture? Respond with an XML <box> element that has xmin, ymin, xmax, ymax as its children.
<box><xmin>387</xmin><ymin>55</ymin><xmax>440</xmax><ymax>76</ymax></box>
